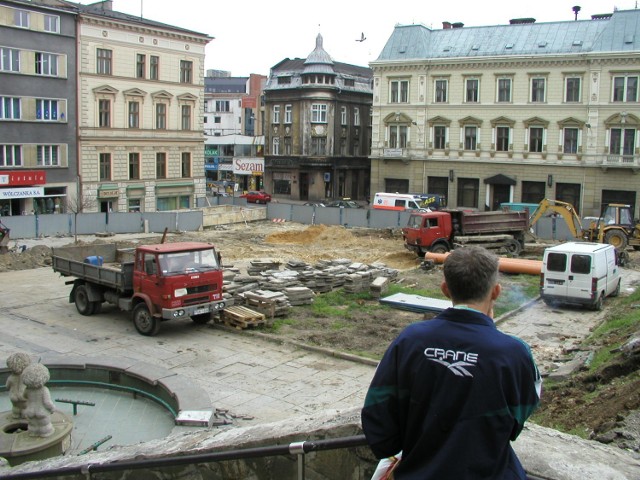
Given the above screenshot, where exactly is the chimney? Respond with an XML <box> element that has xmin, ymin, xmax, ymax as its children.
<box><xmin>442</xmin><ymin>21</ymin><xmax>452</xmax><ymax>29</ymax></box>
<box><xmin>452</xmin><ymin>22</ymin><xmax>464</xmax><ymax>28</ymax></box>
<box><xmin>509</xmin><ymin>18</ymin><xmax>536</xmax><ymax>25</ymax></box>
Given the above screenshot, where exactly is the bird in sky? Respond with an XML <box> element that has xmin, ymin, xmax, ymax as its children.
<box><xmin>356</xmin><ymin>32</ymin><xmax>366</xmax><ymax>42</ymax></box>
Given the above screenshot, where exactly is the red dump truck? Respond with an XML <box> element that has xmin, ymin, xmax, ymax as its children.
<box><xmin>402</xmin><ymin>209</ymin><xmax>529</xmax><ymax>256</ymax></box>
<box><xmin>52</xmin><ymin>242</ymin><xmax>228</xmax><ymax>336</ymax></box>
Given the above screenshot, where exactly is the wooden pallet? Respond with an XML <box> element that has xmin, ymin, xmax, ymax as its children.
<box><xmin>221</xmin><ymin>306</ymin><xmax>266</xmax><ymax>330</ymax></box>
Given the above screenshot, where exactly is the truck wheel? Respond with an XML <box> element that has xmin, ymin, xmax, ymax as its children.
<box><xmin>191</xmin><ymin>313</ymin><xmax>212</xmax><ymax>324</ymax></box>
<box><xmin>75</xmin><ymin>285</ymin><xmax>95</xmax><ymax>316</ymax></box>
<box><xmin>505</xmin><ymin>239</ymin><xmax>522</xmax><ymax>255</ymax></box>
<box><xmin>604</xmin><ymin>230</ymin><xmax>628</xmax><ymax>250</ymax></box>
<box><xmin>133</xmin><ymin>303</ymin><xmax>161</xmax><ymax>336</ymax></box>
<box><xmin>430</xmin><ymin>244</ymin><xmax>449</xmax><ymax>254</ymax></box>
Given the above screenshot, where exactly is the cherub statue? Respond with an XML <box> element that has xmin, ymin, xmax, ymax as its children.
<box><xmin>21</xmin><ymin>363</ymin><xmax>55</xmax><ymax>437</ymax></box>
<box><xmin>6</xmin><ymin>353</ymin><xmax>31</xmax><ymax>419</ymax></box>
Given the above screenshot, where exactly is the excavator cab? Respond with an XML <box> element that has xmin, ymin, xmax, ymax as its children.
<box><xmin>597</xmin><ymin>204</ymin><xmax>637</xmax><ymax>250</ymax></box>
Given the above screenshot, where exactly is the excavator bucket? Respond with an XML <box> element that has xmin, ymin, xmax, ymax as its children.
<box><xmin>0</xmin><ymin>221</ymin><xmax>9</xmax><ymax>254</ymax></box>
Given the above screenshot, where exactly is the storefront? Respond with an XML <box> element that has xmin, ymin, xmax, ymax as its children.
<box><xmin>233</xmin><ymin>157</ymin><xmax>264</xmax><ymax>192</ymax></box>
<box><xmin>0</xmin><ymin>170</ymin><xmax>55</xmax><ymax>216</ymax></box>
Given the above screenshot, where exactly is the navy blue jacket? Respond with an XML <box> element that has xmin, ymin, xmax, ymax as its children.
<box><xmin>361</xmin><ymin>308</ymin><xmax>541</xmax><ymax>479</ymax></box>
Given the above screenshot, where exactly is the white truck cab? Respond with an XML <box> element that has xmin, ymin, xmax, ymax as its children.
<box><xmin>540</xmin><ymin>242</ymin><xmax>622</xmax><ymax>310</ymax></box>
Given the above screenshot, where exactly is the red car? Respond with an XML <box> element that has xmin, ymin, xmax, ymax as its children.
<box><xmin>240</xmin><ymin>191</ymin><xmax>272</xmax><ymax>204</ymax></box>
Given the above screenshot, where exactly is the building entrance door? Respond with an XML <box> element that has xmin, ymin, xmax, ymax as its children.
<box><xmin>299</xmin><ymin>172</ymin><xmax>309</xmax><ymax>201</ymax></box>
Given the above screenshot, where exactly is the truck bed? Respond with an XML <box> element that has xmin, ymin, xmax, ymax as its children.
<box><xmin>451</xmin><ymin>210</ymin><xmax>528</xmax><ymax>235</ymax></box>
<box><xmin>51</xmin><ymin>244</ymin><xmax>135</xmax><ymax>292</ymax></box>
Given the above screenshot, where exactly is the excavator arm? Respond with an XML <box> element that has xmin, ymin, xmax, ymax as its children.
<box><xmin>529</xmin><ymin>199</ymin><xmax>585</xmax><ymax>239</ymax></box>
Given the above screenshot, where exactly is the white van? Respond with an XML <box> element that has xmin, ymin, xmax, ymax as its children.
<box><xmin>540</xmin><ymin>242</ymin><xmax>622</xmax><ymax>310</ymax></box>
<box><xmin>372</xmin><ymin>193</ymin><xmax>427</xmax><ymax>212</ymax></box>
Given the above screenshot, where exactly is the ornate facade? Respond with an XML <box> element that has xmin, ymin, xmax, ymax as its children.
<box><xmin>370</xmin><ymin>11</ymin><xmax>640</xmax><ymax>216</ymax></box>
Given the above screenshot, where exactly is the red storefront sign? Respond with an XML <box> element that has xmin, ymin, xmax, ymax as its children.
<box><xmin>0</xmin><ymin>170</ymin><xmax>46</xmax><ymax>186</ymax></box>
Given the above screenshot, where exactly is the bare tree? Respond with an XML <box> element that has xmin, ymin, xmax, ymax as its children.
<box><xmin>65</xmin><ymin>194</ymin><xmax>96</xmax><ymax>243</ymax></box>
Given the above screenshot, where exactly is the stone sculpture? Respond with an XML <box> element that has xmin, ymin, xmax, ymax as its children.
<box><xmin>21</xmin><ymin>363</ymin><xmax>55</xmax><ymax>437</ymax></box>
<box><xmin>5</xmin><ymin>353</ymin><xmax>31</xmax><ymax>419</ymax></box>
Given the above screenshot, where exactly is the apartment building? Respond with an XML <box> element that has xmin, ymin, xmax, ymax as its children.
<box><xmin>76</xmin><ymin>0</ymin><xmax>211</xmax><ymax>212</ymax></box>
<box><xmin>263</xmin><ymin>34</ymin><xmax>373</xmax><ymax>202</ymax></box>
<box><xmin>0</xmin><ymin>0</ymin><xmax>77</xmax><ymax>216</ymax></box>
<box><xmin>370</xmin><ymin>10</ymin><xmax>640</xmax><ymax>217</ymax></box>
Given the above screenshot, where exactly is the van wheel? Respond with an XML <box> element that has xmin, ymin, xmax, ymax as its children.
<box><xmin>430</xmin><ymin>244</ymin><xmax>449</xmax><ymax>254</ymax></box>
<box><xmin>542</xmin><ymin>297</ymin><xmax>558</xmax><ymax>308</ymax></box>
<box><xmin>133</xmin><ymin>303</ymin><xmax>161</xmax><ymax>336</ymax></box>
<box><xmin>592</xmin><ymin>293</ymin><xmax>604</xmax><ymax>311</ymax></box>
<box><xmin>604</xmin><ymin>230</ymin><xmax>628</xmax><ymax>250</ymax></box>
<box><xmin>75</xmin><ymin>285</ymin><xmax>95</xmax><ymax>316</ymax></box>
<box><xmin>611</xmin><ymin>280</ymin><xmax>621</xmax><ymax>297</ymax></box>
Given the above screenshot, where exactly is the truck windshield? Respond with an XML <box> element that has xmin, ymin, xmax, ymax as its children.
<box><xmin>159</xmin><ymin>249</ymin><xmax>220</xmax><ymax>275</ymax></box>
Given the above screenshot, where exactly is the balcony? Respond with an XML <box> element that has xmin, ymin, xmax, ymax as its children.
<box><xmin>382</xmin><ymin>148</ymin><xmax>410</xmax><ymax>164</ymax></box>
<box><xmin>599</xmin><ymin>154</ymin><xmax>640</xmax><ymax>172</ymax></box>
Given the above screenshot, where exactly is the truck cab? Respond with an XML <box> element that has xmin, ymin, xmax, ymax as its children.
<box><xmin>402</xmin><ymin>211</ymin><xmax>453</xmax><ymax>255</ymax></box>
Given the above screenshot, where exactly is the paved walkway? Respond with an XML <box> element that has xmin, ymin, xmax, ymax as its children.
<box><xmin>0</xmin><ymin>267</ymin><xmax>376</xmax><ymax>427</ymax></box>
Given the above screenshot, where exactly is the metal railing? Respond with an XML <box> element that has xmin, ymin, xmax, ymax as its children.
<box><xmin>0</xmin><ymin>432</ymin><xmax>551</xmax><ymax>480</ymax></box>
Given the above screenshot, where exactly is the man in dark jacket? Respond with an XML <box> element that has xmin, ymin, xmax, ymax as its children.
<box><xmin>361</xmin><ymin>246</ymin><xmax>541</xmax><ymax>479</ymax></box>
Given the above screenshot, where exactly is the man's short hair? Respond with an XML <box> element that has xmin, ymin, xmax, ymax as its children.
<box><xmin>443</xmin><ymin>247</ymin><xmax>499</xmax><ymax>303</ymax></box>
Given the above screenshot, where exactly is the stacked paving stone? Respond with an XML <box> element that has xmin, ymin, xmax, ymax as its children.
<box><xmin>246</xmin><ymin>259</ymin><xmax>281</xmax><ymax>275</ymax></box>
<box><xmin>283</xmin><ymin>286</ymin><xmax>315</xmax><ymax>306</ymax></box>
<box><xmin>369</xmin><ymin>276</ymin><xmax>390</xmax><ymax>298</ymax></box>
<box><xmin>242</xmin><ymin>289</ymin><xmax>291</xmax><ymax>317</ymax></box>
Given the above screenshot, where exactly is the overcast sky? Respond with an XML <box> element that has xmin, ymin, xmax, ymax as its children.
<box><xmin>82</xmin><ymin>0</ymin><xmax>639</xmax><ymax>77</ymax></box>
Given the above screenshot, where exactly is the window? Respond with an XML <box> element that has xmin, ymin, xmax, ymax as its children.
<box><xmin>389</xmin><ymin>125</ymin><xmax>407</xmax><ymax>148</ymax></box>
<box><xmin>272</xmin><ymin>137</ymin><xmax>280</xmax><ymax>155</ymax></box>
<box><xmin>272</xmin><ymin>105</ymin><xmax>280</xmax><ymax>123</ymax></box>
<box><xmin>556</xmin><ymin>183</ymin><xmax>581</xmax><ymax>209</ymax></box>
<box><xmin>129</xmin><ymin>153</ymin><xmax>140</xmax><ymax>180</ymax></box>
<box><xmin>44</xmin><ymin>14</ymin><xmax>59</xmax><ymax>33</ymax></box>
<box><xmin>181</xmin><ymin>105</ymin><xmax>191</xmax><ymax>130</ymax></box>
<box><xmin>434</xmin><ymin>126</ymin><xmax>447</xmax><ymax>149</ymax></box>
<box><xmin>435</xmin><ymin>79</ymin><xmax>448</xmax><ymax>103</ymax></box>
<box><xmin>547</xmin><ymin>253</ymin><xmax>567</xmax><ymax>273</ymax></box>
<box><xmin>99</xmin><ymin>153</ymin><xmax>111</xmax><ymax>180</ymax></box>
<box><xmin>457</xmin><ymin>178</ymin><xmax>479</xmax><ymax>209</ymax></box>
<box><xmin>214</xmin><ymin>116</ymin><xmax>221</xmax><ymax>124</ymax></box>
<box><xmin>311</xmin><ymin>104</ymin><xmax>327</xmax><ymax>123</ymax></box>
<box><xmin>390</xmin><ymin>80</ymin><xmax>409</xmax><ymax>103</ymax></box>
<box><xmin>497</xmin><ymin>78</ymin><xmax>512</xmax><ymax>102</ymax></box>
<box><xmin>284</xmin><ymin>104</ymin><xmax>292</xmax><ymax>124</ymax></box>
<box><xmin>521</xmin><ymin>181</ymin><xmax>546</xmax><ymax>204</ymax></box>
<box><xmin>341</xmin><ymin>106</ymin><xmax>347</xmax><ymax>125</ymax></box>
<box><xmin>311</xmin><ymin>137</ymin><xmax>327</xmax><ymax>155</ymax></box>
<box><xmin>180</xmin><ymin>60</ymin><xmax>192</xmax><ymax>83</ymax></box>
<box><xmin>37</xmin><ymin>145</ymin><xmax>59</xmax><ymax>166</ymax></box>
<box><xmin>136</xmin><ymin>54</ymin><xmax>145</xmax><ymax>78</ymax></box>
<box><xmin>215</xmin><ymin>100</ymin><xmax>230</xmax><ymax>112</ymax></box>
<box><xmin>156</xmin><ymin>103</ymin><xmax>166</xmax><ymax>129</ymax></box>
<box><xmin>98</xmin><ymin>99</ymin><xmax>111</xmax><ymax>127</ymax></box>
<box><xmin>1</xmin><ymin>97</ymin><xmax>21</xmax><ymax>119</ymax></box>
<box><xmin>464</xmin><ymin>126</ymin><xmax>477</xmax><ymax>150</ymax></box>
<box><xmin>181</xmin><ymin>152</ymin><xmax>191</xmax><ymax>178</ymax></box>
<box><xmin>284</xmin><ymin>137</ymin><xmax>292</xmax><ymax>155</ymax></box>
<box><xmin>1</xmin><ymin>48</ymin><xmax>20</xmax><ymax>72</ymax></box>
<box><xmin>529</xmin><ymin>127</ymin><xmax>544</xmax><ymax>152</ymax></box>
<box><xmin>531</xmin><ymin>78</ymin><xmax>546</xmax><ymax>102</ymax></box>
<box><xmin>97</xmin><ymin>48</ymin><xmax>112</xmax><ymax>75</ymax></box>
<box><xmin>610</xmin><ymin>128</ymin><xmax>636</xmax><ymax>156</ymax></box>
<box><xmin>465</xmin><ymin>78</ymin><xmax>479</xmax><ymax>103</ymax></box>
<box><xmin>156</xmin><ymin>152</ymin><xmax>166</xmax><ymax>179</ymax></box>
<box><xmin>35</xmin><ymin>53</ymin><xmax>58</xmax><ymax>76</ymax></box>
<box><xmin>14</xmin><ymin>9</ymin><xmax>29</xmax><ymax>28</ymax></box>
<box><xmin>565</xmin><ymin>77</ymin><xmax>581</xmax><ymax>102</ymax></box>
<box><xmin>128</xmin><ymin>198</ymin><xmax>141</xmax><ymax>213</ymax></box>
<box><xmin>36</xmin><ymin>99</ymin><xmax>58</xmax><ymax>120</ymax></box>
<box><xmin>128</xmin><ymin>101</ymin><xmax>139</xmax><ymax>128</ymax></box>
<box><xmin>354</xmin><ymin>107</ymin><xmax>360</xmax><ymax>126</ymax></box>
<box><xmin>0</xmin><ymin>145</ymin><xmax>22</xmax><ymax>166</ymax></box>
<box><xmin>340</xmin><ymin>138</ymin><xmax>347</xmax><ymax>155</ymax></box>
<box><xmin>563</xmin><ymin>127</ymin><xmax>579</xmax><ymax>154</ymax></box>
<box><xmin>612</xmin><ymin>76</ymin><xmax>638</xmax><ymax>102</ymax></box>
<box><xmin>277</xmin><ymin>76</ymin><xmax>291</xmax><ymax>85</ymax></box>
<box><xmin>496</xmin><ymin>126</ymin><xmax>510</xmax><ymax>151</ymax></box>
<box><xmin>149</xmin><ymin>55</ymin><xmax>159</xmax><ymax>80</ymax></box>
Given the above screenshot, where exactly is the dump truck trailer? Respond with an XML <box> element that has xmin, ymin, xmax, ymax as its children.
<box><xmin>52</xmin><ymin>242</ymin><xmax>228</xmax><ymax>336</ymax></box>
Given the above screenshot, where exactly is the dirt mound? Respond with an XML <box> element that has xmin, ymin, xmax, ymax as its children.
<box><xmin>0</xmin><ymin>245</ymin><xmax>53</xmax><ymax>272</ymax></box>
<box><xmin>265</xmin><ymin>225</ymin><xmax>331</xmax><ymax>245</ymax></box>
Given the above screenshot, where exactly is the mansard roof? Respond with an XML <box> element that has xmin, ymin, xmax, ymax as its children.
<box><xmin>375</xmin><ymin>9</ymin><xmax>640</xmax><ymax>63</ymax></box>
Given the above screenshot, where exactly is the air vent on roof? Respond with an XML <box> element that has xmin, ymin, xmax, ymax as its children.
<box><xmin>538</xmin><ymin>41</ymin><xmax>547</xmax><ymax>48</ymax></box>
<box><xmin>624</xmin><ymin>35</ymin><xmax>634</xmax><ymax>44</ymax></box>
<box><xmin>471</xmin><ymin>44</ymin><xmax>480</xmax><ymax>50</ymax></box>
<box><xmin>443</xmin><ymin>46</ymin><xmax>451</xmax><ymax>52</ymax></box>
<box><xmin>505</xmin><ymin>43</ymin><xmax>514</xmax><ymax>49</ymax></box>
<box><xmin>572</xmin><ymin>40</ymin><xmax>583</xmax><ymax>46</ymax></box>
<box><xmin>399</xmin><ymin>45</ymin><xmax>407</xmax><ymax>53</ymax></box>
<box><xmin>591</xmin><ymin>13</ymin><xmax>613</xmax><ymax>20</ymax></box>
<box><xmin>509</xmin><ymin>18</ymin><xmax>536</xmax><ymax>25</ymax></box>
<box><xmin>452</xmin><ymin>22</ymin><xmax>464</xmax><ymax>28</ymax></box>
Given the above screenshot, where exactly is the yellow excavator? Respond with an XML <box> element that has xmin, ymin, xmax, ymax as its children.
<box><xmin>529</xmin><ymin>199</ymin><xmax>640</xmax><ymax>251</ymax></box>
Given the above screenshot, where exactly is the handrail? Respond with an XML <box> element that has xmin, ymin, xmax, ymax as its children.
<box><xmin>0</xmin><ymin>431</ymin><xmax>553</xmax><ymax>480</ymax></box>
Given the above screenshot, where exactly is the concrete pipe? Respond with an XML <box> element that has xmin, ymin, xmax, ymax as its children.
<box><xmin>425</xmin><ymin>252</ymin><xmax>542</xmax><ymax>275</ymax></box>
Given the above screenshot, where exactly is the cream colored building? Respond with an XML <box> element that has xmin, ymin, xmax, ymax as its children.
<box><xmin>77</xmin><ymin>1</ymin><xmax>211</xmax><ymax>212</ymax></box>
<box><xmin>370</xmin><ymin>11</ymin><xmax>640</xmax><ymax>217</ymax></box>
